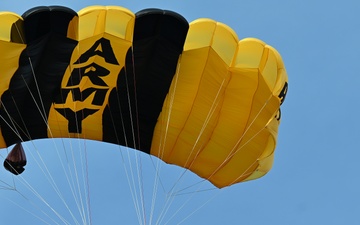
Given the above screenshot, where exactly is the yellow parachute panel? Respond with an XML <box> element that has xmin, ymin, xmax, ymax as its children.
<box><xmin>151</xmin><ymin>19</ymin><xmax>287</xmax><ymax>188</ymax></box>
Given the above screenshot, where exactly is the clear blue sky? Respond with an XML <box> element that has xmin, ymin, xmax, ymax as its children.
<box><xmin>0</xmin><ymin>1</ymin><xmax>359</xmax><ymax>225</ymax></box>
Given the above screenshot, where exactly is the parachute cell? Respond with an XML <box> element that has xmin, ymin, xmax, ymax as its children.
<box><xmin>0</xmin><ymin>6</ymin><xmax>288</xmax><ymax>188</ymax></box>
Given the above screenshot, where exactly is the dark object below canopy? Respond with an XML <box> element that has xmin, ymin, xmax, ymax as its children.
<box><xmin>3</xmin><ymin>143</ymin><xmax>26</xmax><ymax>175</ymax></box>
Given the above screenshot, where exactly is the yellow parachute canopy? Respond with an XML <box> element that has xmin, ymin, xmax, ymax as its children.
<box><xmin>0</xmin><ymin>5</ymin><xmax>288</xmax><ymax>188</ymax></box>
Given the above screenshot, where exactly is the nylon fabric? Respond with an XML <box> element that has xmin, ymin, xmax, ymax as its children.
<box><xmin>0</xmin><ymin>5</ymin><xmax>288</xmax><ymax>188</ymax></box>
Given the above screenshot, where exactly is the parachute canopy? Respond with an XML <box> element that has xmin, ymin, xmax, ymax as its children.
<box><xmin>0</xmin><ymin>5</ymin><xmax>288</xmax><ymax>188</ymax></box>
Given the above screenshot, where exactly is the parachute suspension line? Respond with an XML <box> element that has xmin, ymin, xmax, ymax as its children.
<box><xmin>2</xmin><ymin>162</ymin><xmax>74</xmax><ymax>225</ymax></box>
<box><xmin>16</xmin><ymin>70</ymin><xmax>87</xmax><ymax>225</ymax></box>
<box><xmin>149</xmin><ymin>54</ymin><xmax>181</xmax><ymax>224</ymax></box>
<box><xmin>155</xmin><ymin>155</ymin><xmax>205</xmax><ymax>225</ymax></box>
<box><xmin>123</xmin><ymin>45</ymin><xmax>146</xmax><ymax>225</ymax></box>
<box><xmin>148</xmin><ymin>55</ymin><xmax>185</xmax><ymax>225</ymax></box>
<box><xmin>157</xmin><ymin>66</ymin><xmax>198</xmax><ymax>224</ymax></box>
<box><xmin>156</xmin><ymin>58</ymin><xmax>181</xmax><ymax>160</ymax></box>
<box><xmin>0</xmin><ymin>93</ymin><xmax>40</xmax><ymax>148</ymax></box>
<box><xmin>8</xmin><ymin>29</ymin><xmax>74</xmax><ymax>212</ymax></box>
<box><xmin>19</xmin><ymin>74</ymin><xmax>61</xmax><ymax>141</ymax></box>
<box><xmin>105</xmin><ymin>99</ymin><xmax>144</xmax><ymax>225</ymax></box>
<box><xmin>2</xmin><ymin>195</ymin><xmax>57</xmax><ymax>225</ymax></box>
<box><xmin>18</xmin><ymin>140</ymin><xmax>83</xmax><ymax>224</ymax></box>
<box><xmin>136</xmin><ymin>153</ymin><xmax>146</xmax><ymax>225</ymax></box>
<box><xmin>173</xmin><ymin>192</ymin><xmax>219</xmax><ymax>225</ymax></box>
<box><xmin>76</xmin><ymin>140</ymin><xmax>92</xmax><ymax>225</ymax></box>
<box><xmin>107</xmin><ymin>105</ymin><xmax>144</xmax><ymax>225</ymax></box>
<box><xmin>0</xmin><ymin>98</ymin><xmax>75</xmax><ymax>224</ymax></box>
<box><xmin>37</xmin><ymin>109</ymin><xmax>92</xmax><ymax>225</ymax></box>
<box><xmin>0</xmin><ymin>180</ymin><xmax>15</xmax><ymax>190</ymax></box>
<box><xmin>107</xmin><ymin>84</ymin><xmax>143</xmax><ymax>225</ymax></box>
<box><xmin>49</xmin><ymin>97</ymin><xmax>91</xmax><ymax>225</ymax></box>
<box><xmin>3</xmin><ymin>178</ymin><xmax>70</xmax><ymax>225</ymax></box>
<box><xmin>151</xmin><ymin>59</ymin><xmax>227</xmax><ymax>225</ymax></box>
<box><xmin>0</xmin><ymin>150</ymin><xmax>17</xmax><ymax>191</ymax></box>
<box><xmin>147</xmin><ymin>155</ymin><xmax>166</xmax><ymax>224</ymax></box>
<box><xmin>130</xmin><ymin>45</ymin><xmax>147</xmax><ymax>225</ymax></box>
<box><xmin>108</xmin><ymin>46</ymin><xmax>145</xmax><ymax>225</ymax></box>
<box><xmin>131</xmin><ymin>46</ymin><xmax>141</xmax><ymax>150</ymax></box>
<box><xmin>228</xmin><ymin>104</ymin><xmax>280</xmax><ymax>186</ymax></box>
<box><xmin>168</xmin><ymin>185</ymin><xmax>216</xmax><ymax>197</ymax></box>
<box><xmin>69</xmin><ymin>55</ymin><xmax>93</xmax><ymax>225</ymax></box>
<box><xmin>55</xmin><ymin>58</ymin><xmax>93</xmax><ymax>225</ymax></box>
<box><xmin>5</xmin><ymin>189</ymin><xmax>66</xmax><ymax>225</ymax></box>
<box><xmin>183</xmin><ymin>75</ymin><xmax>227</xmax><ymax>167</ymax></box>
<box><xmin>156</xmin><ymin>178</ymin><xmax>216</xmax><ymax>225</ymax></box>
<box><xmin>0</xmin><ymin>101</ymin><xmax>36</xmax><ymax>193</ymax></box>
<box><xmin>68</xmin><ymin>135</ymin><xmax>91</xmax><ymax>225</ymax></box>
<box><xmin>126</xmin><ymin>46</ymin><xmax>140</xmax><ymax>150</ymax></box>
<box><xmin>156</xmin><ymin>130</ymin><xmax>211</xmax><ymax>224</ymax></box>
<box><xmin>0</xmin><ymin>105</ymin><xmax>27</xmax><ymax>141</ymax></box>
<box><xmin>148</xmin><ymin>155</ymin><xmax>166</xmax><ymax>193</ymax></box>
<box><xmin>13</xmin><ymin>44</ymin><xmax>90</xmax><ymax>224</ymax></box>
<box><xmin>60</xmin><ymin>48</ymin><xmax>93</xmax><ymax>225</ymax></box>
<box><xmin>157</xmin><ymin>72</ymin><xmax>228</xmax><ymax>225</ymax></box>
<box><xmin>163</xmin><ymin>187</ymin><xmax>219</xmax><ymax>225</ymax></box>
<box><xmin>13</xmin><ymin>21</ymin><xmax>25</xmax><ymax>44</ymax></box>
<box><xmin>26</xmin><ymin>57</ymin><xmax>48</xmax><ymax>124</ymax></box>
<box><xmin>208</xmin><ymin>92</ymin><xmax>276</xmax><ymax>183</ymax></box>
<box><xmin>175</xmin><ymin>34</ymin><xmax>232</xmax><ymax>184</ymax></box>
<box><xmin>0</xmin><ymin>104</ymin><xmax>28</xmax><ymax>190</ymax></box>
<box><xmin>170</xmin><ymin>71</ymin><xmax>228</xmax><ymax>195</ymax></box>
<box><xmin>1</xmin><ymin>89</ymin><xmax>77</xmax><ymax>217</ymax></box>
<box><xmin>147</xmin><ymin>57</ymin><xmax>185</xmax><ymax>224</ymax></box>
<box><xmin>83</xmin><ymin>141</ymin><xmax>93</xmax><ymax>225</ymax></box>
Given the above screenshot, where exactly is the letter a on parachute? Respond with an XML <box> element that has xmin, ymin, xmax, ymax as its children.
<box><xmin>0</xmin><ymin>5</ymin><xmax>288</xmax><ymax>188</ymax></box>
